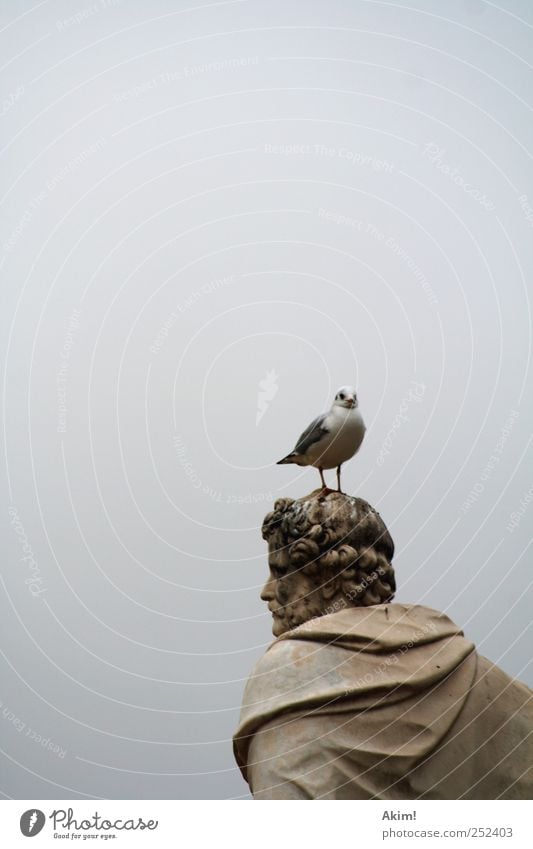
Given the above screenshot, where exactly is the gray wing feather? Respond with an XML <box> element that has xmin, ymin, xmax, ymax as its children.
<box><xmin>293</xmin><ymin>413</ymin><xmax>329</xmax><ymax>455</ymax></box>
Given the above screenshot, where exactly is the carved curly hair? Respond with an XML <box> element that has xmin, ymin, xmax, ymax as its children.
<box><xmin>262</xmin><ymin>491</ymin><xmax>395</xmax><ymax>607</ymax></box>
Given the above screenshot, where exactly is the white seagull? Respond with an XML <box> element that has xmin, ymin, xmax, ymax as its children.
<box><xmin>277</xmin><ymin>386</ymin><xmax>366</xmax><ymax>493</ymax></box>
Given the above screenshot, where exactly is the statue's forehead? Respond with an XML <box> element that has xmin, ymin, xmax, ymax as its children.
<box><xmin>268</xmin><ymin>535</ymin><xmax>284</xmax><ymax>556</ymax></box>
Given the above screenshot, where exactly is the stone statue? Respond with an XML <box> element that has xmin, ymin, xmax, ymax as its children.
<box><xmin>233</xmin><ymin>490</ymin><xmax>533</xmax><ymax>799</ymax></box>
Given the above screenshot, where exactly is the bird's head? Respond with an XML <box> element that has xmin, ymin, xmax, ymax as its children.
<box><xmin>333</xmin><ymin>385</ymin><xmax>358</xmax><ymax>409</ymax></box>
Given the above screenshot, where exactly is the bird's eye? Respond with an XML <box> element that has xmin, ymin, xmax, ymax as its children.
<box><xmin>339</xmin><ymin>393</ymin><xmax>345</xmax><ymax>400</ymax></box>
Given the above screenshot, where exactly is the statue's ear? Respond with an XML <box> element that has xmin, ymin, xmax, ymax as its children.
<box><xmin>322</xmin><ymin>577</ymin><xmax>339</xmax><ymax>599</ymax></box>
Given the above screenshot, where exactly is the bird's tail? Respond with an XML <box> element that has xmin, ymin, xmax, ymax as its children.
<box><xmin>276</xmin><ymin>453</ymin><xmax>298</xmax><ymax>465</ymax></box>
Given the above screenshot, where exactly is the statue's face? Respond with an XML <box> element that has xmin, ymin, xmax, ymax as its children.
<box><xmin>261</xmin><ymin>538</ymin><xmax>325</xmax><ymax>636</ymax></box>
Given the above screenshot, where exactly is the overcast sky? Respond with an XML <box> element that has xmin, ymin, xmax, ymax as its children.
<box><xmin>2</xmin><ymin>0</ymin><xmax>532</xmax><ymax>800</ymax></box>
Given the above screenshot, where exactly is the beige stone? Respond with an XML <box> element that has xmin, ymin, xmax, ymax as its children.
<box><xmin>234</xmin><ymin>604</ymin><xmax>533</xmax><ymax>799</ymax></box>
<box><xmin>234</xmin><ymin>491</ymin><xmax>533</xmax><ymax>799</ymax></box>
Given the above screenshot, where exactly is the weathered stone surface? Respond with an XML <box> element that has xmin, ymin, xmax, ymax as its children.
<box><xmin>234</xmin><ymin>604</ymin><xmax>533</xmax><ymax>799</ymax></box>
<box><xmin>260</xmin><ymin>490</ymin><xmax>396</xmax><ymax>637</ymax></box>
<box><xmin>234</xmin><ymin>491</ymin><xmax>533</xmax><ymax>799</ymax></box>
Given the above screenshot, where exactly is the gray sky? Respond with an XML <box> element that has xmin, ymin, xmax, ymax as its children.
<box><xmin>2</xmin><ymin>0</ymin><xmax>532</xmax><ymax>800</ymax></box>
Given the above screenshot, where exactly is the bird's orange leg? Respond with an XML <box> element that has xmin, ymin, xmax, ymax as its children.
<box><xmin>318</xmin><ymin>467</ymin><xmax>333</xmax><ymax>496</ymax></box>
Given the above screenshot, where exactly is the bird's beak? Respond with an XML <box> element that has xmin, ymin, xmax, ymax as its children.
<box><xmin>347</xmin><ymin>398</ymin><xmax>355</xmax><ymax>408</ymax></box>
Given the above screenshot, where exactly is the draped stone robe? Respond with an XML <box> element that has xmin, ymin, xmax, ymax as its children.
<box><xmin>233</xmin><ymin>604</ymin><xmax>533</xmax><ymax>799</ymax></box>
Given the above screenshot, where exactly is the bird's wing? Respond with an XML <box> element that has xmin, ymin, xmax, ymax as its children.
<box><xmin>293</xmin><ymin>413</ymin><xmax>330</xmax><ymax>455</ymax></box>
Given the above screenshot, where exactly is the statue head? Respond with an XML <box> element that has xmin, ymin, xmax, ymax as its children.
<box><xmin>261</xmin><ymin>490</ymin><xmax>395</xmax><ymax>636</ymax></box>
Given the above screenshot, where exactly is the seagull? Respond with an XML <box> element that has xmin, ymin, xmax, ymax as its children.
<box><xmin>276</xmin><ymin>386</ymin><xmax>366</xmax><ymax>493</ymax></box>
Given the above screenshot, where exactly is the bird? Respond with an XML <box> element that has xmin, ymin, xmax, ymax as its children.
<box><xmin>276</xmin><ymin>386</ymin><xmax>366</xmax><ymax>493</ymax></box>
